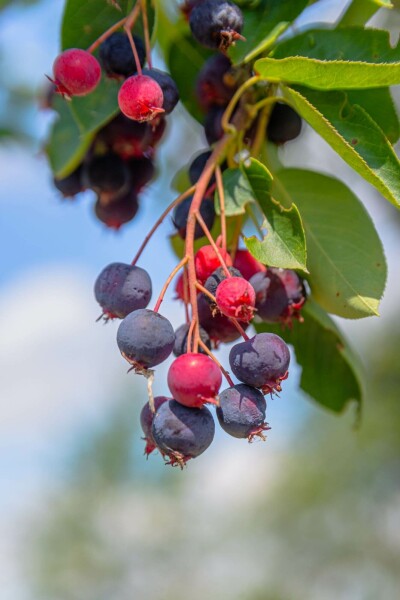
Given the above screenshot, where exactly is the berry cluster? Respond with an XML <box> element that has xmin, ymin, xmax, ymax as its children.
<box><xmin>48</xmin><ymin>0</ymin><xmax>307</xmax><ymax>468</ymax></box>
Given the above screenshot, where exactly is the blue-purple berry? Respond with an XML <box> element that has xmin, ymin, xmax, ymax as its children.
<box><xmin>267</xmin><ymin>103</ymin><xmax>302</xmax><ymax>145</ymax></box>
<box><xmin>173</xmin><ymin>323</ymin><xmax>211</xmax><ymax>357</ymax></box>
<box><xmin>94</xmin><ymin>262</ymin><xmax>152</xmax><ymax>319</ymax></box>
<box><xmin>216</xmin><ymin>384</ymin><xmax>269</xmax><ymax>440</ymax></box>
<box><xmin>99</xmin><ymin>32</ymin><xmax>146</xmax><ymax>78</ymax></box>
<box><xmin>142</xmin><ymin>68</ymin><xmax>180</xmax><ymax>114</ymax></box>
<box><xmin>229</xmin><ymin>333</ymin><xmax>290</xmax><ymax>393</ymax></box>
<box><xmin>140</xmin><ymin>396</ymin><xmax>169</xmax><ymax>456</ymax></box>
<box><xmin>172</xmin><ymin>196</ymin><xmax>215</xmax><ymax>240</ymax></box>
<box><xmin>151</xmin><ymin>399</ymin><xmax>215</xmax><ymax>467</ymax></box>
<box><xmin>189</xmin><ymin>0</ymin><xmax>244</xmax><ymax>50</ymax></box>
<box><xmin>117</xmin><ymin>309</ymin><xmax>175</xmax><ymax>369</ymax></box>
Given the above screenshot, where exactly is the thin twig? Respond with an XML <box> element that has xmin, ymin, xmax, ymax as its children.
<box><xmin>140</xmin><ymin>0</ymin><xmax>152</xmax><ymax>68</ymax></box>
<box><xmin>153</xmin><ymin>257</ymin><xmax>188</xmax><ymax>313</ymax></box>
<box><xmin>198</xmin><ymin>339</ymin><xmax>234</xmax><ymax>387</ymax></box>
<box><xmin>215</xmin><ymin>166</ymin><xmax>227</xmax><ymax>252</ymax></box>
<box><xmin>87</xmin><ymin>16</ymin><xmax>127</xmax><ymax>53</ymax></box>
<box><xmin>195</xmin><ymin>211</ymin><xmax>232</xmax><ymax>278</ymax></box>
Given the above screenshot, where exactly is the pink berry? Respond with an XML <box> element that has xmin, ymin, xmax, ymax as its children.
<box><xmin>52</xmin><ymin>49</ymin><xmax>101</xmax><ymax>97</ymax></box>
<box><xmin>233</xmin><ymin>249</ymin><xmax>266</xmax><ymax>281</ymax></box>
<box><xmin>215</xmin><ymin>276</ymin><xmax>256</xmax><ymax>322</ymax></box>
<box><xmin>118</xmin><ymin>74</ymin><xmax>164</xmax><ymax>122</ymax></box>
<box><xmin>194</xmin><ymin>245</ymin><xmax>232</xmax><ymax>284</ymax></box>
<box><xmin>167</xmin><ymin>353</ymin><xmax>222</xmax><ymax>408</ymax></box>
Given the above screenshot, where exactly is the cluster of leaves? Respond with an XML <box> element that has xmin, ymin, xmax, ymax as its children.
<box><xmin>47</xmin><ymin>0</ymin><xmax>400</xmax><ymax>416</ymax></box>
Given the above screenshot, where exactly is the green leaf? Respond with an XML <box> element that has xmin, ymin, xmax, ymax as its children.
<box><xmin>281</xmin><ymin>85</ymin><xmax>400</xmax><ymax>208</ymax></box>
<box><xmin>272</xmin><ymin>27</ymin><xmax>400</xmax><ymax>63</ymax></box>
<box><xmin>61</xmin><ymin>0</ymin><xmax>155</xmax><ymax>50</ymax></box>
<box><xmin>346</xmin><ymin>89</ymin><xmax>399</xmax><ymax>144</ymax></box>
<box><xmin>272</xmin><ymin>169</ymin><xmax>387</xmax><ymax>319</ymax></box>
<box><xmin>167</xmin><ymin>32</ymin><xmax>213</xmax><ymax>124</ymax></box>
<box><xmin>69</xmin><ymin>76</ymin><xmax>120</xmax><ymax>134</ymax></box>
<box><xmin>339</xmin><ymin>0</ymin><xmax>393</xmax><ymax>27</ymax></box>
<box><xmin>241</xmin><ymin>159</ymin><xmax>307</xmax><ymax>271</ymax></box>
<box><xmin>46</xmin><ymin>96</ymin><xmax>93</xmax><ymax>178</ymax></box>
<box><xmin>255</xmin><ymin>299</ymin><xmax>363</xmax><ymax>413</ymax></box>
<box><xmin>215</xmin><ymin>168</ymin><xmax>255</xmax><ymax>216</ymax></box>
<box><xmin>255</xmin><ymin>56</ymin><xmax>400</xmax><ymax>89</ymax></box>
<box><xmin>229</xmin><ymin>0</ymin><xmax>309</xmax><ymax>64</ymax></box>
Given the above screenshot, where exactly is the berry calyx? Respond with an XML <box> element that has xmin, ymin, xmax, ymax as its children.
<box><xmin>151</xmin><ymin>400</ymin><xmax>215</xmax><ymax>467</ymax></box>
<box><xmin>140</xmin><ymin>396</ymin><xmax>169</xmax><ymax>456</ymax></box>
<box><xmin>118</xmin><ymin>75</ymin><xmax>164</xmax><ymax>122</ymax></box>
<box><xmin>216</xmin><ymin>384</ymin><xmax>270</xmax><ymax>441</ymax></box>
<box><xmin>194</xmin><ymin>245</ymin><xmax>232</xmax><ymax>283</ymax></box>
<box><xmin>52</xmin><ymin>49</ymin><xmax>101</xmax><ymax>97</ymax></box>
<box><xmin>117</xmin><ymin>309</ymin><xmax>175</xmax><ymax>370</ymax></box>
<box><xmin>229</xmin><ymin>333</ymin><xmax>290</xmax><ymax>394</ymax></box>
<box><xmin>94</xmin><ymin>262</ymin><xmax>152</xmax><ymax>320</ymax></box>
<box><xmin>215</xmin><ymin>276</ymin><xmax>256</xmax><ymax>322</ymax></box>
<box><xmin>167</xmin><ymin>353</ymin><xmax>222</xmax><ymax>407</ymax></box>
<box><xmin>99</xmin><ymin>32</ymin><xmax>145</xmax><ymax>78</ymax></box>
<box><xmin>233</xmin><ymin>249</ymin><xmax>266</xmax><ymax>281</ymax></box>
<box><xmin>189</xmin><ymin>0</ymin><xmax>244</xmax><ymax>51</ymax></box>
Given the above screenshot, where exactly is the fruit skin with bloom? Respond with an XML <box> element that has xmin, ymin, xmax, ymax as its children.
<box><xmin>167</xmin><ymin>353</ymin><xmax>222</xmax><ymax>408</ymax></box>
<box><xmin>216</xmin><ymin>384</ymin><xmax>269</xmax><ymax>441</ymax></box>
<box><xmin>52</xmin><ymin>48</ymin><xmax>101</xmax><ymax>97</ymax></box>
<box><xmin>140</xmin><ymin>396</ymin><xmax>169</xmax><ymax>456</ymax></box>
<box><xmin>118</xmin><ymin>74</ymin><xmax>164</xmax><ymax>122</ymax></box>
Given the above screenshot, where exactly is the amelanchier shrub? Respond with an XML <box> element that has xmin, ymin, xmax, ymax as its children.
<box><xmin>45</xmin><ymin>0</ymin><xmax>400</xmax><ymax>468</ymax></box>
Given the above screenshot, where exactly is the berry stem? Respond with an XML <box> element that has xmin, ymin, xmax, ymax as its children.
<box><xmin>195</xmin><ymin>211</ymin><xmax>231</xmax><ymax>278</ymax></box>
<box><xmin>221</xmin><ymin>75</ymin><xmax>260</xmax><ymax>135</ymax></box>
<box><xmin>186</xmin><ymin>316</ymin><xmax>197</xmax><ymax>354</ymax></box>
<box><xmin>195</xmin><ymin>282</ymin><xmax>216</xmax><ymax>302</ymax></box>
<box><xmin>230</xmin><ymin>318</ymin><xmax>250</xmax><ymax>340</ymax></box>
<box><xmin>184</xmin><ymin>137</ymin><xmax>231</xmax><ymax>353</ymax></box>
<box><xmin>153</xmin><ymin>256</ymin><xmax>188</xmax><ymax>313</ymax></box>
<box><xmin>215</xmin><ymin>166</ymin><xmax>227</xmax><ymax>253</ymax></box>
<box><xmin>182</xmin><ymin>265</ymin><xmax>190</xmax><ymax>324</ymax></box>
<box><xmin>124</xmin><ymin>23</ymin><xmax>143</xmax><ymax>75</ymax></box>
<box><xmin>195</xmin><ymin>282</ymin><xmax>250</xmax><ymax>341</ymax></box>
<box><xmin>198</xmin><ymin>339</ymin><xmax>234</xmax><ymax>387</ymax></box>
<box><xmin>131</xmin><ymin>186</ymin><xmax>195</xmax><ymax>265</ymax></box>
<box><xmin>139</xmin><ymin>0</ymin><xmax>153</xmax><ymax>69</ymax></box>
<box><xmin>87</xmin><ymin>16</ymin><xmax>127</xmax><ymax>53</ymax></box>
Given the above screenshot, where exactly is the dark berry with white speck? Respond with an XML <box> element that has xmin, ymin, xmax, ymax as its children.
<box><xmin>142</xmin><ymin>68</ymin><xmax>180</xmax><ymax>114</ymax></box>
<box><xmin>173</xmin><ymin>196</ymin><xmax>215</xmax><ymax>240</ymax></box>
<box><xmin>168</xmin><ymin>353</ymin><xmax>222</xmax><ymax>408</ymax></box>
<box><xmin>52</xmin><ymin>48</ymin><xmax>101</xmax><ymax>97</ymax></box>
<box><xmin>99</xmin><ymin>32</ymin><xmax>145</xmax><ymax>78</ymax></box>
<box><xmin>152</xmin><ymin>400</ymin><xmax>215</xmax><ymax>467</ymax></box>
<box><xmin>173</xmin><ymin>323</ymin><xmax>211</xmax><ymax>357</ymax></box>
<box><xmin>94</xmin><ymin>262</ymin><xmax>152</xmax><ymax>320</ymax></box>
<box><xmin>189</xmin><ymin>0</ymin><xmax>244</xmax><ymax>51</ymax></box>
<box><xmin>117</xmin><ymin>309</ymin><xmax>175</xmax><ymax>370</ymax></box>
<box><xmin>267</xmin><ymin>103</ymin><xmax>302</xmax><ymax>145</ymax></box>
<box><xmin>140</xmin><ymin>396</ymin><xmax>169</xmax><ymax>456</ymax></box>
<box><xmin>229</xmin><ymin>333</ymin><xmax>290</xmax><ymax>394</ymax></box>
<box><xmin>216</xmin><ymin>384</ymin><xmax>270</xmax><ymax>441</ymax></box>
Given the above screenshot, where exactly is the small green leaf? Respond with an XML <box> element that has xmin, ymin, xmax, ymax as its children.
<box><xmin>215</xmin><ymin>168</ymin><xmax>255</xmax><ymax>216</ymax></box>
<box><xmin>46</xmin><ymin>96</ymin><xmax>93</xmax><ymax>178</ymax></box>
<box><xmin>61</xmin><ymin>0</ymin><xmax>155</xmax><ymax>50</ymax></box>
<box><xmin>282</xmin><ymin>85</ymin><xmax>400</xmax><ymax>208</ymax></box>
<box><xmin>229</xmin><ymin>0</ymin><xmax>309</xmax><ymax>64</ymax></box>
<box><xmin>255</xmin><ymin>299</ymin><xmax>363</xmax><ymax>413</ymax></box>
<box><xmin>273</xmin><ymin>169</ymin><xmax>387</xmax><ymax>319</ymax></box>
<box><xmin>69</xmin><ymin>76</ymin><xmax>120</xmax><ymax>134</ymax></box>
<box><xmin>255</xmin><ymin>56</ymin><xmax>400</xmax><ymax>89</ymax></box>
<box><xmin>241</xmin><ymin>159</ymin><xmax>307</xmax><ymax>271</ymax></box>
<box><xmin>339</xmin><ymin>0</ymin><xmax>393</xmax><ymax>27</ymax></box>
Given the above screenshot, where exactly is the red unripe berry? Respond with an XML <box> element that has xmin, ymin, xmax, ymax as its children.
<box><xmin>52</xmin><ymin>49</ymin><xmax>101</xmax><ymax>97</ymax></box>
<box><xmin>194</xmin><ymin>245</ymin><xmax>232</xmax><ymax>284</ymax></box>
<box><xmin>167</xmin><ymin>353</ymin><xmax>222</xmax><ymax>408</ymax></box>
<box><xmin>216</xmin><ymin>277</ymin><xmax>256</xmax><ymax>322</ymax></box>
<box><xmin>118</xmin><ymin>75</ymin><xmax>164</xmax><ymax>122</ymax></box>
<box><xmin>233</xmin><ymin>249</ymin><xmax>266</xmax><ymax>281</ymax></box>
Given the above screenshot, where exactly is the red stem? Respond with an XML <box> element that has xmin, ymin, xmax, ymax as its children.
<box><xmin>140</xmin><ymin>0</ymin><xmax>153</xmax><ymax>69</ymax></box>
<box><xmin>87</xmin><ymin>16</ymin><xmax>126</xmax><ymax>53</ymax></box>
<box><xmin>153</xmin><ymin>257</ymin><xmax>188</xmax><ymax>313</ymax></box>
<box><xmin>195</xmin><ymin>211</ymin><xmax>231</xmax><ymax>278</ymax></box>
<box><xmin>215</xmin><ymin>166</ymin><xmax>227</xmax><ymax>252</ymax></box>
<box><xmin>198</xmin><ymin>339</ymin><xmax>234</xmax><ymax>387</ymax></box>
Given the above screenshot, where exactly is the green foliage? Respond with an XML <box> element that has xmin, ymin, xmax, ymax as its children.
<box><xmin>273</xmin><ymin>169</ymin><xmax>387</xmax><ymax>319</ymax></box>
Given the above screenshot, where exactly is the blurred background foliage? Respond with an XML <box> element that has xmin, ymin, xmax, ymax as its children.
<box><xmin>0</xmin><ymin>1</ymin><xmax>399</xmax><ymax>599</ymax></box>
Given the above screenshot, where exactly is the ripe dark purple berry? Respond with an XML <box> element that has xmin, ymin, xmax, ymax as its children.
<box><xmin>99</xmin><ymin>32</ymin><xmax>146</xmax><ymax>78</ymax></box>
<box><xmin>168</xmin><ymin>353</ymin><xmax>222</xmax><ymax>408</ymax></box>
<box><xmin>189</xmin><ymin>0</ymin><xmax>244</xmax><ymax>51</ymax></box>
<box><xmin>97</xmin><ymin>113</ymin><xmax>153</xmax><ymax>159</ymax></box>
<box><xmin>197</xmin><ymin>292</ymin><xmax>248</xmax><ymax>345</ymax></box>
<box><xmin>127</xmin><ymin>157</ymin><xmax>155</xmax><ymax>193</ymax></box>
<box><xmin>52</xmin><ymin>48</ymin><xmax>101</xmax><ymax>97</ymax></box>
<box><xmin>53</xmin><ymin>165</ymin><xmax>84</xmax><ymax>198</ymax></box>
<box><xmin>216</xmin><ymin>384</ymin><xmax>270</xmax><ymax>441</ymax></box>
<box><xmin>117</xmin><ymin>309</ymin><xmax>175</xmax><ymax>370</ymax></box>
<box><xmin>151</xmin><ymin>399</ymin><xmax>215</xmax><ymax>467</ymax></box>
<box><xmin>267</xmin><ymin>103</ymin><xmax>302</xmax><ymax>145</ymax></box>
<box><xmin>250</xmin><ymin>268</ymin><xmax>306</xmax><ymax>325</ymax></box>
<box><xmin>196</xmin><ymin>54</ymin><xmax>235</xmax><ymax>111</ymax></box>
<box><xmin>94</xmin><ymin>191</ymin><xmax>139</xmax><ymax>229</ymax></box>
<box><xmin>142</xmin><ymin>68</ymin><xmax>180</xmax><ymax>114</ymax></box>
<box><xmin>118</xmin><ymin>74</ymin><xmax>164</xmax><ymax>122</ymax></box>
<box><xmin>172</xmin><ymin>196</ymin><xmax>215</xmax><ymax>240</ymax></box>
<box><xmin>173</xmin><ymin>323</ymin><xmax>211</xmax><ymax>357</ymax></box>
<box><xmin>229</xmin><ymin>333</ymin><xmax>290</xmax><ymax>394</ymax></box>
<box><xmin>204</xmin><ymin>266</ymin><xmax>242</xmax><ymax>303</ymax></box>
<box><xmin>140</xmin><ymin>396</ymin><xmax>169</xmax><ymax>456</ymax></box>
<box><xmin>83</xmin><ymin>153</ymin><xmax>129</xmax><ymax>196</ymax></box>
<box><xmin>94</xmin><ymin>262</ymin><xmax>152</xmax><ymax>320</ymax></box>
<box><xmin>189</xmin><ymin>151</ymin><xmax>213</xmax><ymax>185</ymax></box>
<box><xmin>204</xmin><ymin>105</ymin><xmax>225</xmax><ymax>145</ymax></box>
